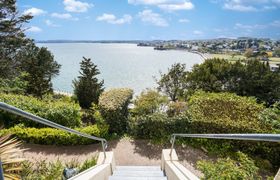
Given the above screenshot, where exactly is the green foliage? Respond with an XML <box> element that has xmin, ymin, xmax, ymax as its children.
<box><xmin>188</xmin><ymin>91</ymin><xmax>270</xmax><ymax>133</ymax></box>
<box><xmin>129</xmin><ymin>113</ymin><xmax>191</xmax><ymax>142</ymax></box>
<box><xmin>20</xmin><ymin>44</ymin><xmax>61</xmax><ymax>98</ymax></box>
<box><xmin>99</xmin><ymin>88</ymin><xmax>133</xmax><ymax>134</ymax></box>
<box><xmin>259</xmin><ymin>103</ymin><xmax>280</xmax><ymax>131</ymax></box>
<box><xmin>132</xmin><ymin>89</ymin><xmax>168</xmax><ymax>116</ymax></box>
<box><xmin>79</xmin><ymin>156</ymin><xmax>97</xmax><ymax>172</ymax></box>
<box><xmin>0</xmin><ymin>0</ymin><xmax>32</xmax><ymax>78</ymax></box>
<box><xmin>21</xmin><ymin>157</ymin><xmax>97</xmax><ymax>180</ymax></box>
<box><xmin>166</xmin><ymin>101</ymin><xmax>187</xmax><ymax>117</ymax></box>
<box><xmin>0</xmin><ymin>124</ymin><xmax>108</xmax><ymax>145</ymax></box>
<box><xmin>0</xmin><ymin>93</ymin><xmax>82</xmax><ymax>128</ymax></box>
<box><xmin>186</xmin><ymin>58</ymin><xmax>280</xmax><ymax>106</ymax></box>
<box><xmin>157</xmin><ymin>63</ymin><xmax>187</xmax><ymax>101</ymax></box>
<box><xmin>73</xmin><ymin>57</ymin><xmax>104</xmax><ymax>109</ymax></box>
<box><xmin>21</xmin><ymin>160</ymin><xmax>64</xmax><ymax>180</ymax></box>
<box><xmin>0</xmin><ymin>73</ymin><xmax>28</xmax><ymax>94</ymax></box>
<box><xmin>197</xmin><ymin>152</ymin><xmax>261</xmax><ymax>180</ymax></box>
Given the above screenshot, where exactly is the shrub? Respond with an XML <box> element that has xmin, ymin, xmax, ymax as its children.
<box><xmin>21</xmin><ymin>157</ymin><xmax>97</xmax><ymax>180</ymax></box>
<box><xmin>259</xmin><ymin>103</ymin><xmax>280</xmax><ymax>131</ymax></box>
<box><xmin>197</xmin><ymin>152</ymin><xmax>261</xmax><ymax>180</ymax></box>
<box><xmin>188</xmin><ymin>91</ymin><xmax>271</xmax><ymax>133</ymax></box>
<box><xmin>166</xmin><ymin>101</ymin><xmax>187</xmax><ymax>117</ymax></box>
<box><xmin>187</xmin><ymin>91</ymin><xmax>279</xmax><ymax>168</ymax></box>
<box><xmin>99</xmin><ymin>88</ymin><xmax>133</xmax><ymax>134</ymax></box>
<box><xmin>0</xmin><ymin>124</ymin><xmax>108</xmax><ymax>145</ymax></box>
<box><xmin>129</xmin><ymin>113</ymin><xmax>191</xmax><ymax>142</ymax></box>
<box><xmin>0</xmin><ymin>93</ymin><xmax>82</xmax><ymax>128</ymax></box>
<box><xmin>132</xmin><ymin>89</ymin><xmax>168</xmax><ymax>116</ymax></box>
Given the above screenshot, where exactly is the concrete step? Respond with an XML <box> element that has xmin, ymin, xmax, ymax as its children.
<box><xmin>116</xmin><ymin>166</ymin><xmax>161</xmax><ymax>171</ymax></box>
<box><xmin>109</xmin><ymin>177</ymin><xmax>167</xmax><ymax>180</ymax></box>
<box><xmin>112</xmin><ymin>170</ymin><xmax>164</xmax><ymax>177</ymax></box>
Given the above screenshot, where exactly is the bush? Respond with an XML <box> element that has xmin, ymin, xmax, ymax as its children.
<box><xmin>0</xmin><ymin>93</ymin><xmax>82</xmax><ymax>128</ymax></box>
<box><xmin>129</xmin><ymin>113</ymin><xmax>191</xmax><ymax>142</ymax></box>
<box><xmin>187</xmin><ymin>91</ymin><xmax>279</xmax><ymax>168</ymax></box>
<box><xmin>0</xmin><ymin>124</ymin><xmax>108</xmax><ymax>145</ymax></box>
<box><xmin>99</xmin><ymin>88</ymin><xmax>133</xmax><ymax>134</ymax></box>
<box><xmin>132</xmin><ymin>89</ymin><xmax>168</xmax><ymax>116</ymax></box>
<box><xmin>197</xmin><ymin>152</ymin><xmax>261</xmax><ymax>180</ymax></box>
<box><xmin>21</xmin><ymin>157</ymin><xmax>97</xmax><ymax>180</ymax></box>
<box><xmin>188</xmin><ymin>91</ymin><xmax>271</xmax><ymax>133</ymax></box>
<box><xmin>259</xmin><ymin>103</ymin><xmax>280</xmax><ymax>131</ymax></box>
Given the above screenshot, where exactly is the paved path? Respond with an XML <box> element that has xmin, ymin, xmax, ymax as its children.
<box><xmin>21</xmin><ymin>138</ymin><xmax>213</xmax><ymax>177</ymax></box>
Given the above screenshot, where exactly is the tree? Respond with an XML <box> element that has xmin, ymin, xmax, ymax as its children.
<box><xmin>73</xmin><ymin>57</ymin><xmax>104</xmax><ymax>109</ymax></box>
<box><xmin>157</xmin><ymin>63</ymin><xmax>187</xmax><ymax>101</ymax></box>
<box><xmin>244</xmin><ymin>48</ymin><xmax>254</xmax><ymax>58</ymax></box>
<box><xmin>133</xmin><ymin>89</ymin><xmax>168</xmax><ymax>115</ymax></box>
<box><xmin>186</xmin><ymin>58</ymin><xmax>280</xmax><ymax>106</ymax></box>
<box><xmin>0</xmin><ymin>0</ymin><xmax>32</xmax><ymax>78</ymax></box>
<box><xmin>20</xmin><ymin>44</ymin><xmax>61</xmax><ymax>98</ymax></box>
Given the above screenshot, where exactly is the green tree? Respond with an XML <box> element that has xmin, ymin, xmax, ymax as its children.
<box><xmin>186</xmin><ymin>58</ymin><xmax>280</xmax><ymax>106</ymax></box>
<box><xmin>157</xmin><ymin>63</ymin><xmax>187</xmax><ymax>101</ymax></box>
<box><xmin>73</xmin><ymin>57</ymin><xmax>104</xmax><ymax>109</ymax></box>
<box><xmin>20</xmin><ymin>44</ymin><xmax>61</xmax><ymax>98</ymax></box>
<box><xmin>0</xmin><ymin>0</ymin><xmax>32</xmax><ymax>78</ymax></box>
<box><xmin>133</xmin><ymin>89</ymin><xmax>168</xmax><ymax>115</ymax></box>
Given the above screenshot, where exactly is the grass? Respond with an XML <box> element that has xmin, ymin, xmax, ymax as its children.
<box><xmin>211</xmin><ymin>53</ymin><xmax>280</xmax><ymax>64</ymax></box>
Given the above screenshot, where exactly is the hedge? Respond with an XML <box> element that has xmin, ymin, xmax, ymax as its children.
<box><xmin>99</xmin><ymin>88</ymin><xmax>133</xmax><ymax>134</ymax></box>
<box><xmin>0</xmin><ymin>93</ymin><xmax>82</xmax><ymax>128</ymax></box>
<box><xmin>188</xmin><ymin>91</ymin><xmax>272</xmax><ymax>133</ymax></box>
<box><xmin>129</xmin><ymin>113</ymin><xmax>191</xmax><ymax>142</ymax></box>
<box><xmin>0</xmin><ymin>124</ymin><xmax>108</xmax><ymax>145</ymax></box>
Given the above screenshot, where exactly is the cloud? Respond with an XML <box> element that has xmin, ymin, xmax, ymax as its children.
<box><xmin>51</xmin><ymin>13</ymin><xmax>79</xmax><ymax>20</ymax></box>
<box><xmin>23</xmin><ymin>7</ymin><xmax>46</xmax><ymax>16</ymax></box>
<box><xmin>178</xmin><ymin>18</ymin><xmax>190</xmax><ymax>23</ymax></box>
<box><xmin>158</xmin><ymin>2</ymin><xmax>194</xmax><ymax>11</ymax></box>
<box><xmin>193</xmin><ymin>30</ymin><xmax>203</xmax><ymax>35</ymax></box>
<box><xmin>138</xmin><ymin>10</ymin><xmax>168</xmax><ymax>27</ymax></box>
<box><xmin>45</xmin><ymin>20</ymin><xmax>59</xmax><ymax>27</ymax></box>
<box><xmin>222</xmin><ymin>0</ymin><xmax>280</xmax><ymax>12</ymax></box>
<box><xmin>96</xmin><ymin>14</ymin><xmax>132</xmax><ymax>24</ymax></box>
<box><xmin>26</xmin><ymin>26</ymin><xmax>42</xmax><ymax>33</ymax></box>
<box><xmin>270</xmin><ymin>20</ymin><xmax>280</xmax><ymax>27</ymax></box>
<box><xmin>234</xmin><ymin>23</ymin><xmax>266</xmax><ymax>29</ymax></box>
<box><xmin>128</xmin><ymin>0</ymin><xmax>194</xmax><ymax>11</ymax></box>
<box><xmin>63</xmin><ymin>0</ymin><xmax>93</xmax><ymax>13</ymax></box>
<box><xmin>224</xmin><ymin>3</ymin><xmax>257</xmax><ymax>11</ymax></box>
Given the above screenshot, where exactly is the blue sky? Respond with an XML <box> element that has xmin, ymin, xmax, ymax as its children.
<box><xmin>19</xmin><ymin>0</ymin><xmax>280</xmax><ymax>40</ymax></box>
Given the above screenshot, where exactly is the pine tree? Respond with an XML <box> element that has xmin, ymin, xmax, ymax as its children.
<box><xmin>73</xmin><ymin>57</ymin><xmax>104</xmax><ymax>109</ymax></box>
<box><xmin>21</xmin><ymin>44</ymin><xmax>61</xmax><ymax>98</ymax></box>
<box><xmin>0</xmin><ymin>0</ymin><xmax>32</xmax><ymax>78</ymax></box>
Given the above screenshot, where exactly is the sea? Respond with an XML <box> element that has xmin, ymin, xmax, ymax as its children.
<box><xmin>37</xmin><ymin>43</ymin><xmax>203</xmax><ymax>95</ymax></box>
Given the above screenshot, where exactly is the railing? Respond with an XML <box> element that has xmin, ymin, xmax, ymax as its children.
<box><xmin>170</xmin><ymin>133</ymin><xmax>280</xmax><ymax>155</ymax></box>
<box><xmin>0</xmin><ymin>102</ymin><xmax>108</xmax><ymax>158</ymax></box>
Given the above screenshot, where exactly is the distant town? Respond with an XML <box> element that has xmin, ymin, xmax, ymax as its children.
<box><xmin>38</xmin><ymin>37</ymin><xmax>280</xmax><ymax>57</ymax></box>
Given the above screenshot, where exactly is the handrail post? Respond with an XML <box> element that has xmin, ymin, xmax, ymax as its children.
<box><xmin>0</xmin><ymin>159</ymin><xmax>4</xmax><ymax>180</ymax></box>
<box><xmin>102</xmin><ymin>140</ymin><xmax>106</xmax><ymax>159</ymax></box>
<box><xmin>170</xmin><ymin>135</ymin><xmax>176</xmax><ymax>156</ymax></box>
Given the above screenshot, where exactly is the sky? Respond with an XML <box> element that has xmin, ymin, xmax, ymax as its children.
<box><xmin>18</xmin><ymin>0</ymin><xmax>280</xmax><ymax>40</ymax></box>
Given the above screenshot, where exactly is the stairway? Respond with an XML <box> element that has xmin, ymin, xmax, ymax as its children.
<box><xmin>109</xmin><ymin>166</ymin><xmax>167</xmax><ymax>180</ymax></box>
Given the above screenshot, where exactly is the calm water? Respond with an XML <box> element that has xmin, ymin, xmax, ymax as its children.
<box><xmin>38</xmin><ymin>43</ymin><xmax>203</xmax><ymax>95</ymax></box>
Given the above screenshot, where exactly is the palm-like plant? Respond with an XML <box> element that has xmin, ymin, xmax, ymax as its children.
<box><xmin>0</xmin><ymin>134</ymin><xmax>24</xmax><ymax>180</ymax></box>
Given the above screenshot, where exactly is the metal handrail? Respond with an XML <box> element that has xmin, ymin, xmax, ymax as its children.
<box><xmin>0</xmin><ymin>102</ymin><xmax>108</xmax><ymax>158</ymax></box>
<box><xmin>170</xmin><ymin>133</ymin><xmax>280</xmax><ymax>155</ymax></box>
